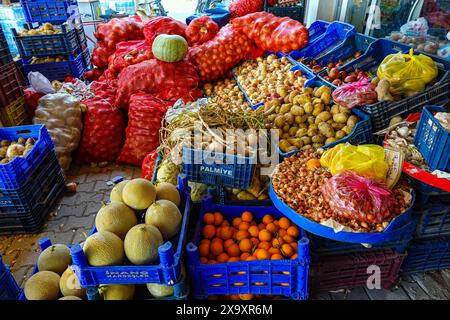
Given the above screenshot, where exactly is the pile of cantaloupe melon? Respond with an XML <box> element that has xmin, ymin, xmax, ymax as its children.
<box><xmin>24</xmin><ymin>178</ymin><xmax>184</xmax><ymax>300</ymax></box>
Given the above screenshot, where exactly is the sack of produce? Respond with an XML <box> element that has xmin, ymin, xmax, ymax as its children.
<box><xmin>321</xmin><ymin>171</ymin><xmax>395</xmax><ymax>225</ymax></box>
<box><xmin>106</xmin><ymin>40</ymin><xmax>153</xmax><ymax>79</ymax></box>
<box><xmin>118</xmin><ymin>93</ymin><xmax>171</xmax><ymax>166</ymax></box>
<box><xmin>187</xmin><ymin>24</ymin><xmax>255</xmax><ymax>81</ymax></box>
<box><xmin>186</xmin><ymin>16</ymin><xmax>219</xmax><ymax>46</ymax></box>
<box><xmin>229</xmin><ymin>0</ymin><xmax>264</xmax><ymax>18</ymax></box>
<box><xmin>75</xmin><ymin>97</ymin><xmax>125</xmax><ymax>164</ymax></box>
<box><xmin>320</xmin><ymin>143</ymin><xmax>389</xmax><ymax>182</ymax></box>
<box><xmin>33</xmin><ymin>93</ymin><xmax>83</xmax><ymax>171</ymax></box>
<box><xmin>231</xmin><ymin>12</ymin><xmax>309</xmax><ymax>52</ymax></box>
<box><xmin>377</xmin><ymin>48</ymin><xmax>438</xmax><ymax>96</ymax></box>
<box><xmin>24</xmin><ymin>88</ymin><xmax>45</xmax><ymax>119</ymax></box>
<box><xmin>115</xmin><ymin>59</ymin><xmax>200</xmax><ymax>108</ymax></box>
<box><xmin>143</xmin><ymin>16</ymin><xmax>187</xmax><ymax>47</ymax></box>
<box><xmin>142</xmin><ymin>150</ymin><xmax>159</xmax><ymax>179</ymax></box>
<box><xmin>331</xmin><ymin>78</ymin><xmax>378</xmax><ymax>109</ymax></box>
<box><xmin>154</xmin><ymin>86</ymin><xmax>203</xmax><ymax>103</ymax></box>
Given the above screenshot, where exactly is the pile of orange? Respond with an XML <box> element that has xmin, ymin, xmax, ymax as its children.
<box><xmin>199</xmin><ymin>211</ymin><xmax>300</xmax><ymax>264</ymax></box>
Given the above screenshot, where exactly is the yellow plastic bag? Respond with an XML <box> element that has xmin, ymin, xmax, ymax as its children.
<box><xmin>376</xmin><ymin>48</ymin><xmax>438</xmax><ymax>96</ymax></box>
<box><xmin>320</xmin><ymin>143</ymin><xmax>389</xmax><ymax>182</ymax></box>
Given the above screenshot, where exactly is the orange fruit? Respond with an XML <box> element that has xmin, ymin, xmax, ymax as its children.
<box><xmin>262</xmin><ymin>215</ymin><xmax>273</xmax><ymax>224</ymax></box>
<box><xmin>250</xmin><ymin>237</ymin><xmax>259</xmax><ymax>247</ymax></box>
<box><xmin>220</xmin><ymin>226</ymin><xmax>234</xmax><ymax>240</ymax></box>
<box><xmin>202</xmin><ymin>225</ymin><xmax>216</xmax><ymax>239</ymax></box>
<box><xmin>279</xmin><ymin>217</ymin><xmax>291</xmax><ymax>230</ymax></box>
<box><xmin>250</xmin><ymin>221</ymin><xmax>257</xmax><ymax>226</ymax></box>
<box><xmin>290</xmin><ymin>242</ymin><xmax>298</xmax><ymax>252</ymax></box>
<box><xmin>215</xmin><ymin>227</ymin><xmax>222</xmax><ymax>237</ymax></box>
<box><xmin>258</xmin><ymin>229</ymin><xmax>272</xmax><ymax>242</ymax></box>
<box><xmin>273</xmin><ymin>220</ymin><xmax>280</xmax><ymax>227</ymax></box>
<box><xmin>287</xmin><ymin>225</ymin><xmax>300</xmax><ymax>238</ymax></box>
<box><xmin>271</xmin><ymin>254</ymin><xmax>283</xmax><ymax>260</ymax></box>
<box><xmin>207</xmin><ymin>260</ymin><xmax>217</xmax><ymax>264</ymax></box>
<box><xmin>281</xmin><ymin>244</ymin><xmax>294</xmax><ymax>258</ymax></box>
<box><xmin>199</xmin><ymin>243</ymin><xmax>210</xmax><ymax>257</ymax></box>
<box><xmin>227</xmin><ymin>244</ymin><xmax>240</xmax><ymax>257</ymax></box>
<box><xmin>210</xmin><ymin>241</ymin><xmax>224</xmax><ymax>256</ymax></box>
<box><xmin>228</xmin><ymin>257</ymin><xmax>240</xmax><ymax>262</ymax></box>
<box><xmin>240</xmin><ymin>252</ymin><xmax>250</xmax><ymax>260</ymax></box>
<box><xmin>283</xmin><ymin>235</ymin><xmax>296</xmax><ymax>244</ymax></box>
<box><xmin>224</xmin><ymin>239</ymin><xmax>235</xmax><ymax>250</ymax></box>
<box><xmin>246</xmin><ymin>255</ymin><xmax>257</xmax><ymax>261</ymax></box>
<box><xmin>272</xmin><ymin>237</ymin><xmax>284</xmax><ymax>247</ymax></box>
<box><xmin>238</xmin><ymin>221</ymin><xmax>250</xmax><ymax>231</ymax></box>
<box><xmin>239</xmin><ymin>294</ymin><xmax>254</xmax><ymax>300</ymax></box>
<box><xmin>235</xmin><ymin>230</ymin><xmax>250</xmax><ymax>241</ymax></box>
<box><xmin>278</xmin><ymin>229</ymin><xmax>287</xmax><ymax>238</ymax></box>
<box><xmin>203</xmin><ymin>213</ymin><xmax>215</xmax><ymax>225</ymax></box>
<box><xmin>212</xmin><ymin>237</ymin><xmax>223</xmax><ymax>244</ymax></box>
<box><xmin>232</xmin><ymin>217</ymin><xmax>242</xmax><ymax>228</ymax></box>
<box><xmin>266</xmin><ymin>223</ymin><xmax>278</xmax><ymax>233</ymax></box>
<box><xmin>239</xmin><ymin>238</ymin><xmax>252</xmax><ymax>253</ymax></box>
<box><xmin>255</xmin><ymin>249</ymin><xmax>270</xmax><ymax>260</ymax></box>
<box><xmin>221</xmin><ymin>220</ymin><xmax>230</xmax><ymax>227</ymax></box>
<box><xmin>241</xmin><ymin>211</ymin><xmax>253</xmax><ymax>222</ymax></box>
<box><xmin>200</xmin><ymin>238</ymin><xmax>211</xmax><ymax>245</ymax></box>
<box><xmin>268</xmin><ymin>247</ymin><xmax>281</xmax><ymax>255</ymax></box>
<box><xmin>306</xmin><ymin>158</ymin><xmax>321</xmax><ymax>169</ymax></box>
<box><xmin>229</xmin><ymin>295</ymin><xmax>241</xmax><ymax>300</ymax></box>
<box><xmin>257</xmin><ymin>241</ymin><xmax>271</xmax><ymax>250</ymax></box>
<box><xmin>291</xmin><ymin>253</ymin><xmax>298</xmax><ymax>260</ymax></box>
<box><xmin>214</xmin><ymin>212</ymin><xmax>224</xmax><ymax>226</ymax></box>
<box><xmin>258</xmin><ymin>223</ymin><xmax>266</xmax><ymax>230</ymax></box>
<box><xmin>248</xmin><ymin>226</ymin><xmax>259</xmax><ymax>238</ymax></box>
<box><xmin>217</xmin><ymin>253</ymin><xmax>229</xmax><ymax>263</ymax></box>
<box><xmin>200</xmin><ymin>257</ymin><xmax>208</xmax><ymax>263</ymax></box>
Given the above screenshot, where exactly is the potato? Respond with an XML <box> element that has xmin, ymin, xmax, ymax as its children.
<box><xmin>301</xmin><ymin>144</ymin><xmax>312</xmax><ymax>150</ymax></box>
<box><xmin>313</xmin><ymin>143</ymin><xmax>324</xmax><ymax>149</ymax></box>
<box><xmin>307</xmin><ymin>128</ymin><xmax>318</xmax><ymax>137</ymax></box>
<box><xmin>307</xmin><ymin>116</ymin><xmax>315</xmax><ymax>125</ymax></box>
<box><xmin>314</xmin><ymin>85</ymin><xmax>332</xmax><ymax>98</ymax></box>
<box><xmin>335</xmin><ymin>130</ymin><xmax>346</xmax><ymax>139</ymax></box>
<box><xmin>267</xmin><ymin>114</ymin><xmax>277</xmax><ymax>123</ymax></box>
<box><xmin>274</xmin><ymin>115</ymin><xmax>285</xmax><ymax>128</ymax></box>
<box><xmin>293</xmin><ymin>94</ymin><xmax>311</xmax><ymax>105</ymax></box>
<box><xmin>342</xmin><ymin>126</ymin><xmax>353</xmax><ymax>135</ymax></box>
<box><xmin>347</xmin><ymin>115</ymin><xmax>358</xmax><ymax>129</ymax></box>
<box><xmin>312</xmin><ymin>134</ymin><xmax>325</xmax><ymax>143</ymax></box>
<box><xmin>295</xmin><ymin>115</ymin><xmax>307</xmax><ymax>124</ymax></box>
<box><xmin>288</xmin><ymin>138</ymin><xmax>303</xmax><ymax>148</ymax></box>
<box><xmin>300</xmin><ymin>136</ymin><xmax>312</xmax><ymax>145</ymax></box>
<box><xmin>282</xmin><ymin>132</ymin><xmax>290</xmax><ymax>139</ymax></box>
<box><xmin>338</xmin><ymin>105</ymin><xmax>351</xmax><ymax>114</ymax></box>
<box><xmin>237</xmin><ymin>191</ymin><xmax>257</xmax><ymax>201</ymax></box>
<box><xmin>303</xmin><ymin>102</ymin><xmax>313</xmax><ymax>114</ymax></box>
<box><xmin>315</xmin><ymin>111</ymin><xmax>332</xmax><ymax>123</ymax></box>
<box><xmin>320</xmin><ymin>92</ymin><xmax>332</xmax><ymax>105</ymax></box>
<box><xmin>332</xmin><ymin>122</ymin><xmax>346</xmax><ymax>130</ymax></box>
<box><xmin>288</xmin><ymin>127</ymin><xmax>299</xmax><ymax>136</ymax></box>
<box><xmin>291</xmin><ymin>105</ymin><xmax>305</xmax><ymax>116</ymax></box>
<box><xmin>279</xmin><ymin>140</ymin><xmax>291</xmax><ymax>152</ymax></box>
<box><xmin>312</xmin><ymin>104</ymin><xmax>325</xmax><ymax>116</ymax></box>
<box><xmin>282</xmin><ymin>124</ymin><xmax>290</xmax><ymax>133</ymax></box>
<box><xmin>296</xmin><ymin>128</ymin><xmax>308</xmax><ymax>137</ymax></box>
<box><xmin>308</xmin><ymin>124</ymin><xmax>318</xmax><ymax>131</ymax></box>
<box><xmin>330</xmin><ymin>105</ymin><xmax>340</xmax><ymax>115</ymax></box>
<box><xmin>284</xmin><ymin>114</ymin><xmax>294</xmax><ymax>125</ymax></box>
<box><xmin>325</xmin><ymin>137</ymin><xmax>337</xmax><ymax>145</ymax></box>
<box><xmin>298</xmin><ymin>123</ymin><xmax>308</xmax><ymax>129</ymax></box>
<box><xmin>333</xmin><ymin>113</ymin><xmax>349</xmax><ymax>124</ymax></box>
<box><xmin>318</xmin><ymin>122</ymin><xmax>335</xmax><ymax>138</ymax></box>
<box><xmin>287</xmin><ymin>90</ymin><xmax>300</xmax><ymax>103</ymax></box>
<box><xmin>279</xmin><ymin>104</ymin><xmax>291</xmax><ymax>114</ymax></box>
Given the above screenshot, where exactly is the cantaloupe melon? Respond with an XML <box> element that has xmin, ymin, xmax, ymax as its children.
<box><xmin>60</xmin><ymin>266</ymin><xmax>85</xmax><ymax>298</ymax></box>
<box><xmin>99</xmin><ymin>284</ymin><xmax>135</xmax><ymax>300</ymax></box>
<box><xmin>95</xmin><ymin>202</ymin><xmax>137</xmax><ymax>239</ymax></box>
<box><xmin>58</xmin><ymin>296</ymin><xmax>82</xmax><ymax>300</ymax></box>
<box><xmin>83</xmin><ymin>231</ymin><xmax>124</xmax><ymax>266</ymax></box>
<box><xmin>146</xmin><ymin>283</ymin><xmax>174</xmax><ymax>298</ymax></box>
<box><xmin>37</xmin><ymin>244</ymin><xmax>71</xmax><ymax>275</ymax></box>
<box><xmin>156</xmin><ymin>182</ymin><xmax>180</xmax><ymax>206</ymax></box>
<box><xmin>24</xmin><ymin>271</ymin><xmax>61</xmax><ymax>300</ymax></box>
<box><xmin>124</xmin><ymin>224</ymin><xmax>163</xmax><ymax>265</ymax></box>
<box><xmin>122</xmin><ymin>178</ymin><xmax>156</xmax><ymax>210</ymax></box>
<box><xmin>145</xmin><ymin>200</ymin><xmax>182</xmax><ymax>240</ymax></box>
<box><xmin>110</xmin><ymin>180</ymin><xmax>129</xmax><ymax>203</ymax></box>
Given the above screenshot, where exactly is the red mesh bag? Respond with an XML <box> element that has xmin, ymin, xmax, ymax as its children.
<box><xmin>231</xmin><ymin>12</ymin><xmax>309</xmax><ymax>52</ymax></box>
<box><xmin>144</xmin><ymin>16</ymin><xmax>187</xmax><ymax>46</ymax></box>
<box><xmin>115</xmin><ymin>59</ymin><xmax>200</xmax><ymax>109</ymax></box>
<box><xmin>187</xmin><ymin>24</ymin><xmax>255</xmax><ymax>82</ymax></box>
<box><xmin>117</xmin><ymin>93</ymin><xmax>171</xmax><ymax>166</ymax></box>
<box><xmin>229</xmin><ymin>0</ymin><xmax>264</xmax><ymax>19</ymax></box>
<box><xmin>321</xmin><ymin>171</ymin><xmax>395</xmax><ymax>226</ymax></box>
<box><xmin>186</xmin><ymin>16</ymin><xmax>219</xmax><ymax>46</ymax></box>
<box><xmin>24</xmin><ymin>88</ymin><xmax>44</xmax><ymax>119</ymax></box>
<box><xmin>154</xmin><ymin>86</ymin><xmax>203</xmax><ymax>103</ymax></box>
<box><xmin>142</xmin><ymin>150</ymin><xmax>159</xmax><ymax>179</ymax></box>
<box><xmin>76</xmin><ymin>97</ymin><xmax>125</xmax><ymax>163</ymax></box>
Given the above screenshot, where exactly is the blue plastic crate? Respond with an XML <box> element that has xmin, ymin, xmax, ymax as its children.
<box><xmin>22</xmin><ymin>48</ymin><xmax>87</xmax><ymax>81</ymax></box>
<box><xmin>0</xmin><ymin>255</ymin><xmax>21</xmax><ymax>300</ymax></box>
<box><xmin>409</xmin><ymin>178</ymin><xmax>450</xmax><ymax>207</ymax></box>
<box><xmin>0</xmin><ymin>125</ymin><xmax>55</xmax><ymax>189</ymax></box>
<box><xmin>414</xmin><ymin>106</ymin><xmax>449</xmax><ymax>172</ymax></box>
<box><xmin>182</xmin><ymin>147</ymin><xmax>255</xmax><ymax>190</ymax></box>
<box><xmin>413</xmin><ymin>198</ymin><xmax>450</xmax><ymax>240</ymax></box>
<box><xmin>0</xmin><ymin>26</ymin><xmax>13</xmax><ymax>67</ymax></box>
<box><xmin>186</xmin><ymin>196</ymin><xmax>310</xmax><ymax>300</ymax></box>
<box><xmin>320</xmin><ymin>39</ymin><xmax>450</xmax><ymax>131</ymax></box>
<box><xmin>306</xmin><ymin>20</ymin><xmax>330</xmax><ymax>44</ymax></box>
<box><xmin>13</xmin><ymin>23</ymin><xmax>81</xmax><ymax>58</ymax></box>
<box><xmin>70</xmin><ymin>176</ymin><xmax>192</xmax><ymax>287</ymax></box>
<box><xmin>402</xmin><ymin>238</ymin><xmax>450</xmax><ymax>274</ymax></box>
<box><xmin>21</xmin><ymin>0</ymin><xmax>79</xmax><ymax>24</ymax></box>
<box><xmin>308</xmin><ymin>219</ymin><xmax>415</xmax><ymax>258</ymax></box>
<box><xmin>289</xmin><ymin>21</ymin><xmax>356</xmax><ymax>61</ymax></box>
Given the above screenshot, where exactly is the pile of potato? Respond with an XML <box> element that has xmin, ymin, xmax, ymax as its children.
<box><xmin>0</xmin><ymin>138</ymin><xmax>35</xmax><ymax>164</ymax></box>
<box><xmin>18</xmin><ymin>23</ymin><xmax>61</xmax><ymax>36</ymax></box>
<box><xmin>31</xmin><ymin>55</ymin><xmax>67</xmax><ymax>64</ymax></box>
<box><xmin>234</xmin><ymin>54</ymin><xmax>307</xmax><ymax>106</ymax></box>
<box><xmin>203</xmin><ymin>79</ymin><xmax>252</xmax><ymax>113</ymax></box>
<box><xmin>225</xmin><ymin>173</ymin><xmax>269</xmax><ymax>201</ymax></box>
<box><xmin>260</xmin><ymin>85</ymin><xmax>359</xmax><ymax>153</ymax></box>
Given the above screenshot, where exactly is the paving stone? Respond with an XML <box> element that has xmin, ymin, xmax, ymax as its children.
<box><xmin>13</xmin><ymin>265</ymin><xmax>35</xmax><ymax>287</ymax></box>
<box><xmin>76</xmin><ymin>181</ymin><xmax>96</xmax><ymax>193</ymax></box>
<box><xmin>72</xmin><ymin>227</ymin><xmax>91</xmax><ymax>245</ymax></box>
<box><xmin>55</xmin><ymin>203</ymin><xmax>87</xmax><ymax>219</ymax></box>
<box><xmin>11</xmin><ymin>247</ymin><xmax>39</xmax><ymax>272</ymax></box>
<box><xmin>94</xmin><ymin>180</ymin><xmax>112</xmax><ymax>192</ymax></box>
<box><xmin>110</xmin><ymin>166</ymin><xmax>134</xmax><ymax>180</ymax></box>
<box><xmin>66</xmin><ymin>173</ymin><xmax>88</xmax><ymax>184</ymax></box>
<box><xmin>43</xmin><ymin>216</ymin><xmax>69</xmax><ymax>233</ymax></box>
<box><xmin>87</xmin><ymin>171</ymin><xmax>112</xmax><ymax>182</ymax></box>
<box><xmin>39</xmin><ymin>230</ymin><xmax>76</xmax><ymax>246</ymax></box>
<box><xmin>132</xmin><ymin>167</ymin><xmax>143</xmax><ymax>179</ymax></box>
<box><xmin>84</xmin><ymin>201</ymin><xmax>102</xmax><ymax>216</ymax></box>
<box><xmin>63</xmin><ymin>214</ymin><xmax>95</xmax><ymax>233</ymax></box>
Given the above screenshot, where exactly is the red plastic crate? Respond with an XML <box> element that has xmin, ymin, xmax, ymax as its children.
<box><xmin>309</xmin><ymin>249</ymin><xmax>406</xmax><ymax>293</ymax></box>
<box><xmin>0</xmin><ymin>62</ymin><xmax>24</xmax><ymax>108</ymax></box>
